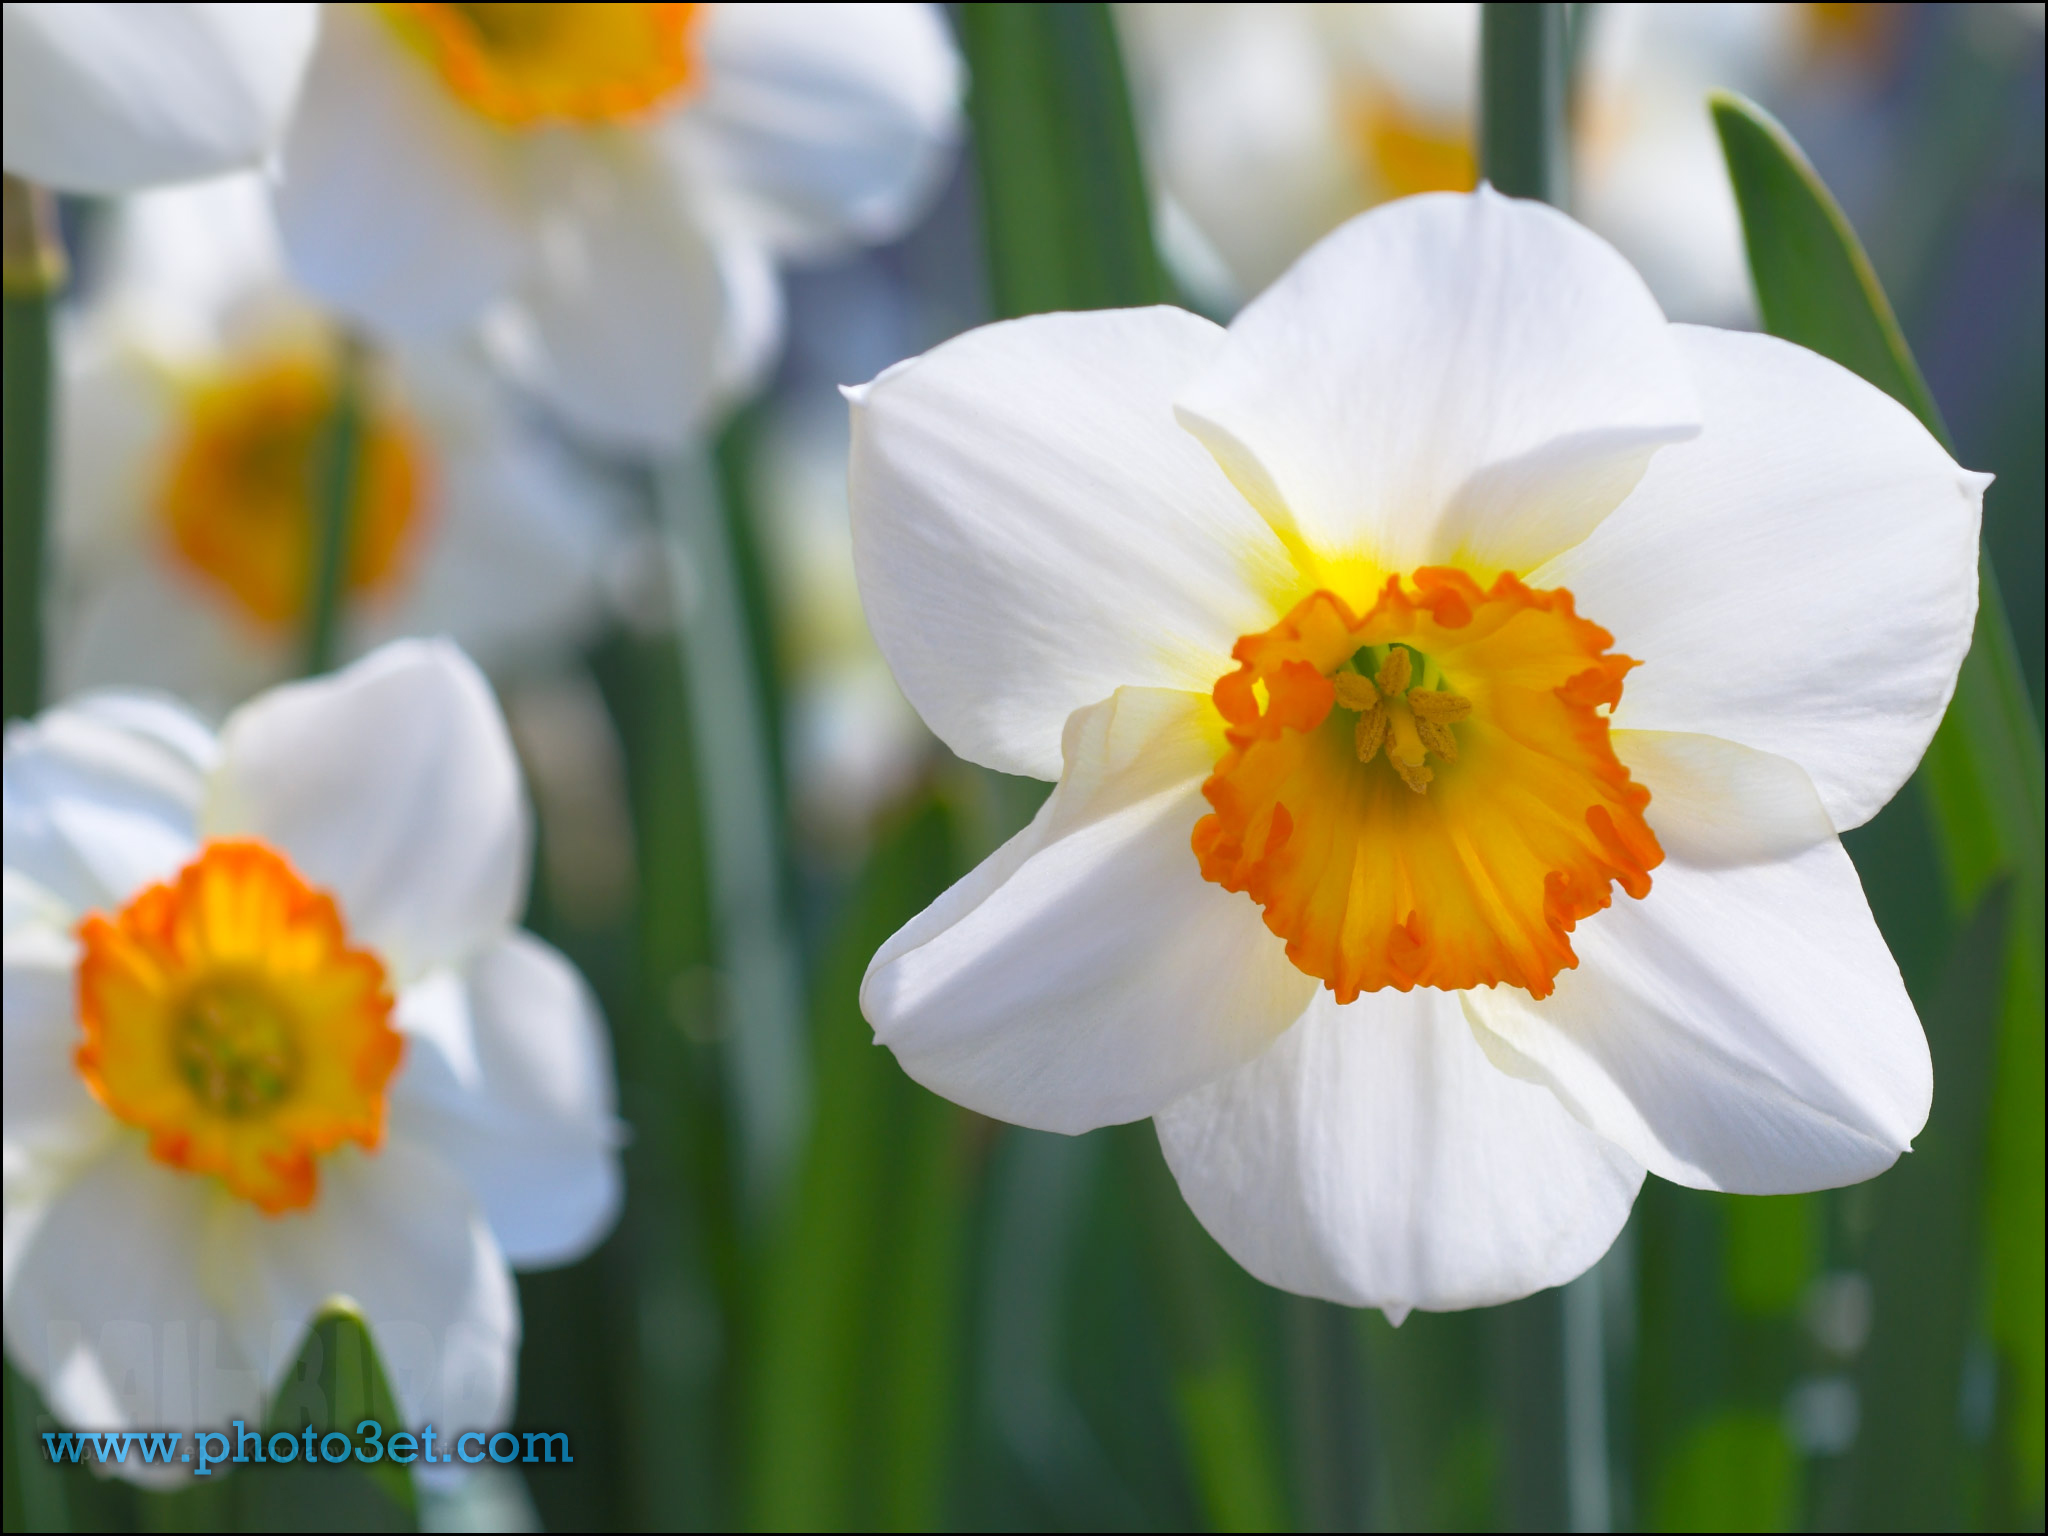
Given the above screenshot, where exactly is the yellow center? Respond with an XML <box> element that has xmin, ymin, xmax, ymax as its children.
<box><xmin>385</xmin><ymin>3</ymin><xmax>704</xmax><ymax>127</ymax></box>
<box><xmin>76</xmin><ymin>841</ymin><xmax>403</xmax><ymax>1214</ymax></box>
<box><xmin>155</xmin><ymin>355</ymin><xmax>427</xmax><ymax>633</ymax></box>
<box><xmin>1193</xmin><ymin>569</ymin><xmax>1662</xmax><ymax>1002</ymax></box>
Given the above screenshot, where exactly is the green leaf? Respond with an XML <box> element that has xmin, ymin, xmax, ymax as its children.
<box><xmin>1714</xmin><ymin>88</ymin><xmax>2046</xmax><ymax>1515</ymax></box>
<box><xmin>1711</xmin><ymin>93</ymin><xmax>1946</xmax><ymax>438</ymax></box>
<box><xmin>745</xmin><ymin>798</ymin><xmax>971</xmax><ymax>1530</ymax></box>
<box><xmin>133</xmin><ymin>1305</ymin><xmax>420</xmax><ymax>1532</ymax></box>
<box><xmin>2</xmin><ymin>175</ymin><xmax>62</xmax><ymax>722</ymax></box>
<box><xmin>1850</xmin><ymin>882</ymin><xmax>2009</xmax><ymax>1527</ymax></box>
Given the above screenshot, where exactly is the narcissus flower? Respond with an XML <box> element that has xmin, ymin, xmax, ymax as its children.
<box><xmin>1117</xmin><ymin>1</ymin><xmax>1799</xmax><ymax>322</ymax></box>
<box><xmin>273</xmin><ymin>2</ymin><xmax>963</xmax><ymax>448</ymax></box>
<box><xmin>52</xmin><ymin>171</ymin><xmax>627</xmax><ymax>714</ymax></box>
<box><xmin>849</xmin><ymin>190</ymin><xmax>1984</xmax><ymax>1312</ymax></box>
<box><xmin>3</xmin><ymin>640</ymin><xmax>621</xmax><ymax>1469</ymax></box>
<box><xmin>3</xmin><ymin>2</ymin><xmax>318</xmax><ymax>192</ymax></box>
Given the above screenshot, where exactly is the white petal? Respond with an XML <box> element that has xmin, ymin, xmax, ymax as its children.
<box><xmin>864</xmin><ymin>687</ymin><xmax>1316</xmax><ymax>1133</ymax></box>
<box><xmin>1613</xmin><ymin>729</ymin><xmax>1836</xmax><ymax>868</ymax></box>
<box><xmin>499</xmin><ymin>137</ymin><xmax>727</xmax><ymax>449</ymax></box>
<box><xmin>52</xmin><ymin>560</ymin><xmax>286</xmax><ymax>718</ymax></box>
<box><xmin>3</xmin><ymin>1143</ymin><xmax>267</xmax><ymax>1437</ymax></box>
<box><xmin>246</xmin><ymin>1139</ymin><xmax>517</xmax><ymax>1434</ymax></box>
<box><xmin>1464</xmin><ymin>835</ymin><xmax>1930</xmax><ymax>1194</ymax></box>
<box><xmin>1157</xmin><ymin>986</ymin><xmax>1644</xmax><ymax>1311</ymax></box>
<box><xmin>708</xmin><ymin>232</ymin><xmax>786</xmax><ymax>409</ymax></box>
<box><xmin>1120</xmin><ymin>3</ymin><xmax>1361</xmax><ymax>297</ymax></box>
<box><xmin>357</xmin><ymin>369</ymin><xmax>622</xmax><ymax>668</ymax></box>
<box><xmin>3</xmin><ymin>693</ymin><xmax>211</xmax><ymax>915</ymax></box>
<box><xmin>389</xmin><ymin>934</ymin><xmax>621</xmax><ymax>1270</ymax></box>
<box><xmin>3</xmin><ymin>917</ymin><xmax>107</xmax><ymax>1174</ymax></box>
<box><xmin>666</xmin><ymin>1</ymin><xmax>963</xmax><ymax>258</ymax></box>
<box><xmin>274</xmin><ymin>2</ymin><xmax>524</xmax><ymax>334</ymax></box>
<box><xmin>848</xmin><ymin>306</ymin><xmax>1294</xmax><ymax>779</ymax></box>
<box><xmin>2</xmin><ymin>2</ymin><xmax>317</xmax><ymax>194</ymax></box>
<box><xmin>1173</xmin><ymin>188</ymin><xmax>1699</xmax><ymax>576</ymax></box>
<box><xmin>96</xmin><ymin>170</ymin><xmax>290</xmax><ymax>357</ymax></box>
<box><xmin>206</xmin><ymin>640</ymin><xmax>528</xmax><ymax>980</ymax></box>
<box><xmin>1535</xmin><ymin>326</ymin><xmax>1985</xmax><ymax>830</ymax></box>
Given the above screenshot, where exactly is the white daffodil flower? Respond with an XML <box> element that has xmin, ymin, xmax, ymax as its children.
<box><xmin>271</xmin><ymin>2</ymin><xmax>964</xmax><ymax>449</ymax></box>
<box><xmin>847</xmin><ymin>190</ymin><xmax>1984</xmax><ymax>1314</ymax></box>
<box><xmin>52</xmin><ymin>170</ymin><xmax>630</xmax><ymax>716</ymax></box>
<box><xmin>3</xmin><ymin>2</ymin><xmax>318</xmax><ymax>193</ymax></box>
<box><xmin>3</xmin><ymin>639</ymin><xmax>621</xmax><ymax>1477</ymax></box>
<box><xmin>1117</xmin><ymin>2</ymin><xmax>1801</xmax><ymax>323</ymax></box>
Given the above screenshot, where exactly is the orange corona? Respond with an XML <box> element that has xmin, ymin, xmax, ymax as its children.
<box><xmin>1350</xmin><ymin>94</ymin><xmax>1477</xmax><ymax>200</ymax></box>
<box><xmin>157</xmin><ymin>355</ymin><xmax>425</xmax><ymax>632</ymax></box>
<box><xmin>1194</xmin><ymin>569</ymin><xmax>1661</xmax><ymax>1001</ymax></box>
<box><xmin>75</xmin><ymin>841</ymin><xmax>403</xmax><ymax>1213</ymax></box>
<box><xmin>385</xmin><ymin>3</ymin><xmax>705</xmax><ymax>127</ymax></box>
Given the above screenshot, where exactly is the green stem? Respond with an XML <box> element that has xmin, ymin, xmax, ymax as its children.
<box><xmin>302</xmin><ymin>334</ymin><xmax>366</xmax><ymax>677</ymax></box>
<box><xmin>1479</xmin><ymin>3</ymin><xmax>1571</xmax><ymax>204</ymax></box>
<box><xmin>1120</xmin><ymin>1127</ymin><xmax>1288</xmax><ymax>1533</ymax></box>
<box><xmin>1478</xmin><ymin>12</ymin><xmax>1615</xmax><ymax>1528</ymax></box>
<box><xmin>3</xmin><ymin>174</ymin><xmax>63</xmax><ymax>721</ymax></box>
<box><xmin>958</xmin><ymin>2</ymin><xmax>1164</xmax><ymax>317</ymax></box>
<box><xmin>6</xmin><ymin>1361</ymin><xmax>70</xmax><ymax>1534</ymax></box>
<box><xmin>655</xmin><ymin>449</ymin><xmax>807</xmax><ymax>1221</ymax></box>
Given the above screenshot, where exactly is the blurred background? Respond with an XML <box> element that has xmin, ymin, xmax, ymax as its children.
<box><xmin>4</xmin><ymin>3</ymin><xmax>2042</xmax><ymax>1531</ymax></box>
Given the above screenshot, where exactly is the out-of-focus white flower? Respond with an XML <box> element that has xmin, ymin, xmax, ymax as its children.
<box><xmin>1119</xmin><ymin>2</ymin><xmax>1478</xmax><ymax>303</ymax></box>
<box><xmin>846</xmin><ymin>190</ymin><xmax>1982</xmax><ymax>1314</ymax></box>
<box><xmin>1118</xmin><ymin>2</ymin><xmax>1811</xmax><ymax>324</ymax></box>
<box><xmin>271</xmin><ymin>2</ymin><xmax>964</xmax><ymax>450</ymax></box>
<box><xmin>3</xmin><ymin>640</ymin><xmax>621</xmax><ymax>1477</ymax></box>
<box><xmin>2</xmin><ymin>2</ymin><xmax>318</xmax><ymax>193</ymax></box>
<box><xmin>1575</xmin><ymin>3</ymin><xmax>1798</xmax><ymax>325</ymax></box>
<box><xmin>751</xmin><ymin>398</ymin><xmax>931</xmax><ymax>853</ymax></box>
<box><xmin>51</xmin><ymin>170</ymin><xmax>629</xmax><ymax>716</ymax></box>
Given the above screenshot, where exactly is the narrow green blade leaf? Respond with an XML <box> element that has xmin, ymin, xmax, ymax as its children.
<box><xmin>746</xmin><ymin>799</ymin><xmax>970</xmax><ymax>1530</ymax></box>
<box><xmin>1711</xmin><ymin>92</ymin><xmax>1947</xmax><ymax>439</ymax></box>
<box><xmin>1714</xmin><ymin>86</ymin><xmax>2045</xmax><ymax>1516</ymax></box>
<box><xmin>1850</xmin><ymin>881</ymin><xmax>2008</xmax><ymax>1527</ymax></box>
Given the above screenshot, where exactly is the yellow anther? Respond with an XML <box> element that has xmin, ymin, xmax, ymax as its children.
<box><xmin>1331</xmin><ymin>671</ymin><xmax>1379</xmax><ymax>712</ymax></box>
<box><xmin>1354</xmin><ymin>700</ymin><xmax>1388</xmax><ymax>763</ymax></box>
<box><xmin>1375</xmin><ymin>646</ymin><xmax>1413</xmax><ymax>697</ymax></box>
<box><xmin>1407</xmin><ymin>688</ymin><xmax>1471</xmax><ymax>724</ymax></box>
<box><xmin>1415</xmin><ymin>717</ymin><xmax>1459</xmax><ymax>763</ymax></box>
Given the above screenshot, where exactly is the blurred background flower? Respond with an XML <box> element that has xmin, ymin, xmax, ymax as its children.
<box><xmin>1117</xmin><ymin>2</ymin><xmax>1916</xmax><ymax>325</ymax></box>
<box><xmin>275</xmin><ymin>1</ymin><xmax>964</xmax><ymax>448</ymax></box>
<box><xmin>50</xmin><ymin>171</ymin><xmax>630</xmax><ymax>715</ymax></box>
<box><xmin>2</xmin><ymin>2</ymin><xmax>317</xmax><ymax>193</ymax></box>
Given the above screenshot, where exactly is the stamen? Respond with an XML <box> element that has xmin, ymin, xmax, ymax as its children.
<box><xmin>1415</xmin><ymin>718</ymin><xmax>1459</xmax><ymax>762</ymax></box>
<box><xmin>1355</xmin><ymin>700</ymin><xmax>1388</xmax><ymax>763</ymax></box>
<box><xmin>1407</xmin><ymin>688</ymin><xmax>1472</xmax><ymax>724</ymax></box>
<box><xmin>1332</xmin><ymin>671</ymin><xmax>1379</xmax><ymax>712</ymax></box>
<box><xmin>1375</xmin><ymin>646</ymin><xmax>1413</xmax><ymax>697</ymax></box>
